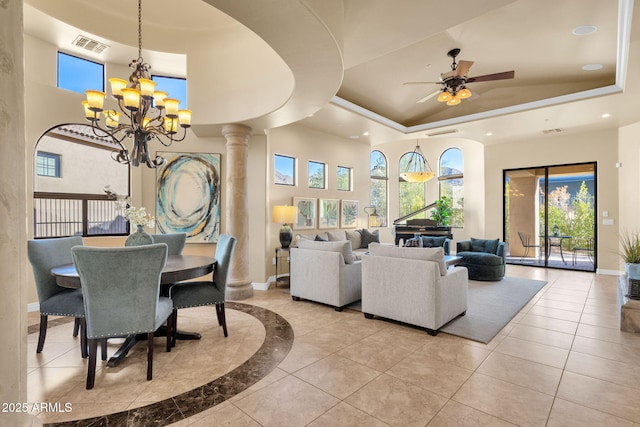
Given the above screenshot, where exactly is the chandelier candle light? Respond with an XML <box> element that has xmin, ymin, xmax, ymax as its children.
<box><xmin>82</xmin><ymin>0</ymin><xmax>192</xmax><ymax>168</ymax></box>
<box><xmin>400</xmin><ymin>140</ymin><xmax>435</xmax><ymax>183</ymax></box>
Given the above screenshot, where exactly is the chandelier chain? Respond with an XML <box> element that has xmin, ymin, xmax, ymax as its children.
<box><xmin>138</xmin><ymin>0</ymin><xmax>143</xmax><ymax>60</ymax></box>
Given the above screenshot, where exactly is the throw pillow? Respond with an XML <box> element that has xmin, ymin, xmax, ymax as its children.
<box><xmin>298</xmin><ymin>239</ymin><xmax>355</xmax><ymax>264</ymax></box>
<box><xmin>422</xmin><ymin>236</ymin><xmax>446</xmax><ymax>248</ymax></box>
<box><xmin>360</xmin><ymin>229</ymin><xmax>380</xmax><ymax>248</ymax></box>
<box><xmin>345</xmin><ymin>229</ymin><xmax>362</xmax><ymax>251</ymax></box>
<box><xmin>327</xmin><ymin>230</ymin><xmax>347</xmax><ymax>241</ymax></box>
<box><xmin>315</xmin><ymin>234</ymin><xmax>328</xmax><ymax>241</ymax></box>
<box><xmin>470</xmin><ymin>237</ymin><xmax>499</xmax><ymax>254</ymax></box>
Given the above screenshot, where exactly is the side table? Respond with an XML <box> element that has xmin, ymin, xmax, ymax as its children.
<box><xmin>275</xmin><ymin>247</ymin><xmax>290</xmax><ymax>287</ymax></box>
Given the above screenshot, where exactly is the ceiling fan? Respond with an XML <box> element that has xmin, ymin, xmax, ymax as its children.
<box><xmin>404</xmin><ymin>48</ymin><xmax>515</xmax><ymax>106</ymax></box>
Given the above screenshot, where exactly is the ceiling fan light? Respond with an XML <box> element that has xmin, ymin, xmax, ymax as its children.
<box><xmin>458</xmin><ymin>88</ymin><xmax>472</xmax><ymax>99</ymax></box>
<box><xmin>437</xmin><ymin>91</ymin><xmax>451</xmax><ymax>102</ymax></box>
<box><xmin>447</xmin><ymin>96</ymin><xmax>461</xmax><ymax>106</ymax></box>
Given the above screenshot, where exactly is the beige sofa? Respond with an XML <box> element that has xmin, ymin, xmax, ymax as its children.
<box><xmin>361</xmin><ymin>243</ymin><xmax>468</xmax><ymax>335</ymax></box>
<box><xmin>294</xmin><ymin>229</ymin><xmax>379</xmax><ymax>258</ymax></box>
<box><xmin>290</xmin><ymin>239</ymin><xmax>362</xmax><ymax>311</ymax></box>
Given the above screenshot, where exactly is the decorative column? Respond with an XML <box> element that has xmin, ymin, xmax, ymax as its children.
<box><xmin>222</xmin><ymin>124</ymin><xmax>254</xmax><ymax>300</ymax></box>
<box><xmin>0</xmin><ymin>2</ymin><xmax>33</xmax><ymax>425</ymax></box>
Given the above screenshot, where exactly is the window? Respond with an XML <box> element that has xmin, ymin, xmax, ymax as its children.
<box><xmin>36</xmin><ymin>152</ymin><xmax>61</xmax><ymax>177</ymax></box>
<box><xmin>274</xmin><ymin>154</ymin><xmax>295</xmax><ymax>185</ymax></box>
<box><xmin>439</xmin><ymin>148</ymin><xmax>464</xmax><ymax>227</ymax></box>
<box><xmin>33</xmin><ymin>124</ymin><xmax>129</xmax><ymax>238</ymax></box>
<box><xmin>369</xmin><ymin>150</ymin><xmax>388</xmax><ymax>227</ymax></box>
<box><xmin>337</xmin><ymin>166</ymin><xmax>352</xmax><ymax>191</ymax></box>
<box><xmin>57</xmin><ymin>52</ymin><xmax>104</xmax><ymax>94</ymax></box>
<box><xmin>152</xmin><ymin>75</ymin><xmax>187</xmax><ymax>107</ymax></box>
<box><xmin>399</xmin><ymin>152</ymin><xmax>426</xmax><ymax>219</ymax></box>
<box><xmin>308</xmin><ymin>161</ymin><xmax>326</xmax><ymax>189</ymax></box>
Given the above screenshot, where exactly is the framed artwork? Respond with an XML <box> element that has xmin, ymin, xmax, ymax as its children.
<box><xmin>341</xmin><ymin>200</ymin><xmax>359</xmax><ymax>228</ymax></box>
<box><xmin>156</xmin><ymin>152</ymin><xmax>221</xmax><ymax>243</ymax></box>
<box><xmin>293</xmin><ymin>197</ymin><xmax>316</xmax><ymax>229</ymax></box>
<box><xmin>319</xmin><ymin>198</ymin><xmax>339</xmax><ymax>229</ymax></box>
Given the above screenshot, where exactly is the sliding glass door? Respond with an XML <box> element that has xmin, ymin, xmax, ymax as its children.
<box><xmin>504</xmin><ymin>162</ymin><xmax>596</xmax><ymax>272</ymax></box>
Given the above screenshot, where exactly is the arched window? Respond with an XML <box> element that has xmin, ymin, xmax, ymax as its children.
<box><xmin>399</xmin><ymin>152</ymin><xmax>426</xmax><ymax>219</ymax></box>
<box><xmin>33</xmin><ymin>124</ymin><xmax>130</xmax><ymax>238</ymax></box>
<box><xmin>369</xmin><ymin>150</ymin><xmax>388</xmax><ymax>227</ymax></box>
<box><xmin>439</xmin><ymin>148</ymin><xmax>464</xmax><ymax>227</ymax></box>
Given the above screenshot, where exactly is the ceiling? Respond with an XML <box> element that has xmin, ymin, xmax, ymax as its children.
<box><xmin>23</xmin><ymin>0</ymin><xmax>640</xmax><ymax>146</ymax></box>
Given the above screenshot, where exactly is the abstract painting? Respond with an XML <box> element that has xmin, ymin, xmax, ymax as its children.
<box><xmin>156</xmin><ymin>152</ymin><xmax>221</xmax><ymax>243</ymax></box>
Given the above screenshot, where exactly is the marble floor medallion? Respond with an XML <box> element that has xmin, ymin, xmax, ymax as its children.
<box><xmin>43</xmin><ymin>302</ymin><xmax>294</xmax><ymax>427</ymax></box>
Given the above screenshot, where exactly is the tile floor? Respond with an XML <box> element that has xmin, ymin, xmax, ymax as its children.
<box><xmin>26</xmin><ymin>265</ymin><xmax>640</xmax><ymax>426</ymax></box>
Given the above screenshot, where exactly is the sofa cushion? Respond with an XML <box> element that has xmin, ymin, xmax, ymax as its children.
<box><xmin>360</xmin><ymin>229</ymin><xmax>380</xmax><ymax>248</ymax></box>
<box><xmin>298</xmin><ymin>239</ymin><xmax>355</xmax><ymax>264</ymax></box>
<box><xmin>327</xmin><ymin>230</ymin><xmax>347</xmax><ymax>241</ymax></box>
<box><xmin>368</xmin><ymin>243</ymin><xmax>447</xmax><ymax>276</ymax></box>
<box><xmin>457</xmin><ymin>251</ymin><xmax>504</xmax><ymax>266</ymax></box>
<box><xmin>346</xmin><ymin>229</ymin><xmax>362</xmax><ymax>251</ymax></box>
<box><xmin>470</xmin><ymin>237</ymin><xmax>499</xmax><ymax>254</ymax></box>
<box><xmin>422</xmin><ymin>236</ymin><xmax>446</xmax><ymax>248</ymax></box>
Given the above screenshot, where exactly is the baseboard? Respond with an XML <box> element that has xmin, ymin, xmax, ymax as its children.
<box><xmin>27</xmin><ymin>302</ymin><xmax>39</xmax><ymax>312</ymax></box>
<box><xmin>253</xmin><ymin>280</ymin><xmax>271</xmax><ymax>291</ymax></box>
<box><xmin>597</xmin><ymin>268</ymin><xmax>623</xmax><ymax>276</ymax></box>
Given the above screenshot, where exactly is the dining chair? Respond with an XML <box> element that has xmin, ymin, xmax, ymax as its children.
<box><xmin>150</xmin><ymin>233</ymin><xmax>187</xmax><ymax>255</ymax></box>
<box><xmin>517</xmin><ymin>231</ymin><xmax>541</xmax><ymax>263</ymax></box>
<box><xmin>27</xmin><ymin>236</ymin><xmax>87</xmax><ymax>357</ymax></box>
<box><xmin>168</xmin><ymin>234</ymin><xmax>236</xmax><ymax>342</ymax></box>
<box><xmin>71</xmin><ymin>243</ymin><xmax>174</xmax><ymax>389</ymax></box>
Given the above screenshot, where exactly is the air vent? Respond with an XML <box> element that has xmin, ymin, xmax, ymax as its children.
<box><xmin>542</xmin><ymin>128</ymin><xmax>564</xmax><ymax>134</ymax></box>
<box><xmin>426</xmin><ymin>129</ymin><xmax>458</xmax><ymax>137</ymax></box>
<box><xmin>73</xmin><ymin>35</ymin><xmax>109</xmax><ymax>54</ymax></box>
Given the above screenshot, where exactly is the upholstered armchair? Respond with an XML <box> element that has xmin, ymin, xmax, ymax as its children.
<box><xmin>72</xmin><ymin>243</ymin><xmax>173</xmax><ymax>389</ymax></box>
<box><xmin>290</xmin><ymin>239</ymin><xmax>362</xmax><ymax>311</ymax></box>
<box><xmin>361</xmin><ymin>243</ymin><xmax>468</xmax><ymax>335</ymax></box>
<box><xmin>27</xmin><ymin>236</ymin><xmax>87</xmax><ymax>357</ymax></box>
<box><xmin>456</xmin><ymin>238</ymin><xmax>506</xmax><ymax>281</ymax></box>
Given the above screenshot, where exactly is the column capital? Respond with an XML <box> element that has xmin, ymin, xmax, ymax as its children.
<box><xmin>221</xmin><ymin>124</ymin><xmax>253</xmax><ymax>141</ymax></box>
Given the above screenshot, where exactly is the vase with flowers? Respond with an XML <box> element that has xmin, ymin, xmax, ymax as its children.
<box><xmin>108</xmin><ymin>190</ymin><xmax>156</xmax><ymax>246</ymax></box>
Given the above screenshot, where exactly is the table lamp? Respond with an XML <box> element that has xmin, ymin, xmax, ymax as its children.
<box><xmin>272</xmin><ymin>205</ymin><xmax>298</xmax><ymax>248</ymax></box>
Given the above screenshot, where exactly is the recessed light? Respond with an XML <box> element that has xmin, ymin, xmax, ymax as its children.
<box><xmin>582</xmin><ymin>64</ymin><xmax>603</xmax><ymax>71</ymax></box>
<box><xmin>362</xmin><ymin>132</ymin><xmax>370</xmax><ymax>136</ymax></box>
<box><xmin>601</xmin><ymin>113</ymin><xmax>611</xmax><ymax>118</ymax></box>
<box><xmin>572</xmin><ymin>25</ymin><xmax>597</xmax><ymax>35</ymax></box>
<box><xmin>349</xmin><ymin>135</ymin><xmax>359</xmax><ymax>139</ymax></box>
<box><xmin>485</xmin><ymin>132</ymin><xmax>493</xmax><ymax>136</ymax></box>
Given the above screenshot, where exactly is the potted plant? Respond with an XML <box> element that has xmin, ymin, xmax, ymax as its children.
<box><xmin>431</xmin><ymin>196</ymin><xmax>452</xmax><ymax>226</ymax></box>
<box><xmin>620</xmin><ymin>229</ymin><xmax>640</xmax><ymax>280</ymax></box>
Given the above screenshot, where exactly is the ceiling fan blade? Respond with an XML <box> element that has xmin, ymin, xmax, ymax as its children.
<box><xmin>454</xmin><ymin>60</ymin><xmax>474</xmax><ymax>77</ymax></box>
<box><xmin>467</xmin><ymin>70</ymin><xmax>515</xmax><ymax>83</ymax></box>
<box><xmin>402</xmin><ymin>81</ymin><xmax>441</xmax><ymax>85</ymax></box>
<box><xmin>416</xmin><ymin>89</ymin><xmax>440</xmax><ymax>103</ymax></box>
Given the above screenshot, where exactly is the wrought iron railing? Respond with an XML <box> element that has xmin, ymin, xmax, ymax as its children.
<box><xmin>33</xmin><ymin>192</ymin><xmax>129</xmax><ymax>238</ymax></box>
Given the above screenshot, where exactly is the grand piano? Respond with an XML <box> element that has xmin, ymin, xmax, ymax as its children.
<box><xmin>393</xmin><ymin>202</ymin><xmax>453</xmax><ymax>246</ymax></box>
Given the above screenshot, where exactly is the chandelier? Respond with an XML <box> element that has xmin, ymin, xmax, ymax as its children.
<box><xmin>436</xmin><ymin>85</ymin><xmax>472</xmax><ymax>106</ymax></box>
<box><xmin>81</xmin><ymin>0</ymin><xmax>191</xmax><ymax>168</ymax></box>
<box><xmin>400</xmin><ymin>140</ymin><xmax>435</xmax><ymax>183</ymax></box>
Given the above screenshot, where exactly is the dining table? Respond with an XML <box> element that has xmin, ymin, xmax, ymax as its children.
<box><xmin>51</xmin><ymin>254</ymin><xmax>216</xmax><ymax>367</ymax></box>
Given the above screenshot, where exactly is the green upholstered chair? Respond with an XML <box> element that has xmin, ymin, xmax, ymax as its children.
<box><xmin>150</xmin><ymin>233</ymin><xmax>187</xmax><ymax>255</ymax></box>
<box><xmin>169</xmin><ymin>234</ymin><xmax>236</xmax><ymax>341</ymax></box>
<box><xmin>456</xmin><ymin>238</ymin><xmax>506</xmax><ymax>281</ymax></box>
<box><xmin>27</xmin><ymin>236</ymin><xmax>87</xmax><ymax>357</ymax></box>
<box><xmin>72</xmin><ymin>243</ymin><xmax>173</xmax><ymax>389</ymax></box>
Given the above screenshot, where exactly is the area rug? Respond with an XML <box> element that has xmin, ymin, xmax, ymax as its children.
<box><xmin>439</xmin><ymin>276</ymin><xmax>547</xmax><ymax>343</ymax></box>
